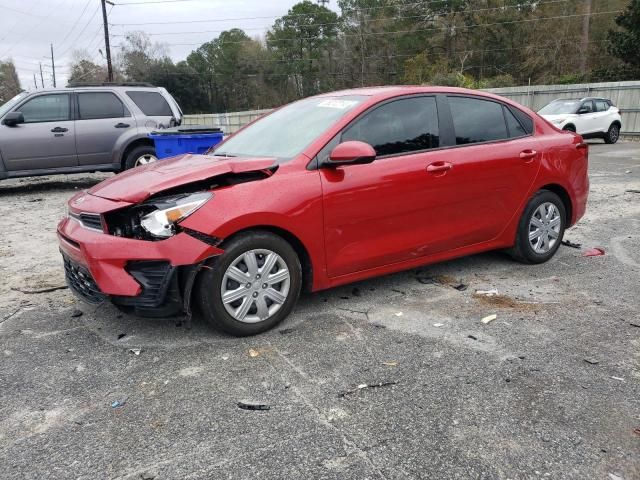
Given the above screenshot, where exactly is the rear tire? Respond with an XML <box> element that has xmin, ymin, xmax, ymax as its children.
<box><xmin>562</xmin><ymin>125</ymin><xmax>576</xmax><ymax>132</ymax></box>
<box><xmin>604</xmin><ymin>123</ymin><xmax>620</xmax><ymax>144</ymax></box>
<box><xmin>197</xmin><ymin>231</ymin><xmax>302</xmax><ymax>336</ymax></box>
<box><xmin>124</xmin><ymin>145</ymin><xmax>157</xmax><ymax>170</ymax></box>
<box><xmin>508</xmin><ymin>190</ymin><xmax>566</xmax><ymax>264</ymax></box>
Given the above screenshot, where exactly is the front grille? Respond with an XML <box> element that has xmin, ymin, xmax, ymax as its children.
<box><xmin>70</xmin><ymin>212</ymin><xmax>104</xmax><ymax>232</ymax></box>
<box><xmin>63</xmin><ymin>255</ymin><xmax>106</xmax><ymax>304</ymax></box>
<box><xmin>118</xmin><ymin>261</ymin><xmax>176</xmax><ymax>308</ymax></box>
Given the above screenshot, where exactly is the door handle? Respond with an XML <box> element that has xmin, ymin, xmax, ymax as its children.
<box><xmin>519</xmin><ymin>149</ymin><xmax>537</xmax><ymax>160</ymax></box>
<box><xmin>51</xmin><ymin>127</ymin><xmax>68</xmax><ymax>133</ymax></box>
<box><xmin>114</xmin><ymin>123</ymin><xmax>130</xmax><ymax>128</ymax></box>
<box><xmin>426</xmin><ymin>162</ymin><xmax>452</xmax><ymax>173</ymax></box>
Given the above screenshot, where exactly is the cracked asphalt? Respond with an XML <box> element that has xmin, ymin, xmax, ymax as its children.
<box><xmin>0</xmin><ymin>142</ymin><xmax>639</xmax><ymax>480</ymax></box>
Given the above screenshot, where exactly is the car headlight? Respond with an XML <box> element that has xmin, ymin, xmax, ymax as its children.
<box><xmin>551</xmin><ymin>118</ymin><xmax>566</xmax><ymax>124</ymax></box>
<box><xmin>140</xmin><ymin>192</ymin><xmax>212</xmax><ymax>239</ymax></box>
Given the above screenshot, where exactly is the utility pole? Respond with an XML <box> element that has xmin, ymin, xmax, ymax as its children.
<box><xmin>50</xmin><ymin>43</ymin><xmax>56</xmax><ymax>87</ymax></box>
<box><xmin>39</xmin><ymin>63</ymin><xmax>44</xmax><ymax>88</ymax></box>
<box><xmin>579</xmin><ymin>0</ymin><xmax>592</xmax><ymax>74</ymax></box>
<box><xmin>33</xmin><ymin>74</ymin><xmax>38</xmax><ymax>89</ymax></box>
<box><xmin>101</xmin><ymin>0</ymin><xmax>114</xmax><ymax>82</ymax></box>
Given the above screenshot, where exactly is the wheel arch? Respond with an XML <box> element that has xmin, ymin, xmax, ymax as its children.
<box><xmin>539</xmin><ymin>183</ymin><xmax>573</xmax><ymax>226</ymax></box>
<box><xmin>220</xmin><ymin>225</ymin><xmax>314</xmax><ymax>293</ymax></box>
<box><xmin>120</xmin><ymin>137</ymin><xmax>155</xmax><ymax>170</ymax></box>
<box><xmin>610</xmin><ymin>119</ymin><xmax>622</xmax><ymax>128</ymax></box>
<box><xmin>562</xmin><ymin>124</ymin><xmax>576</xmax><ymax>132</ymax></box>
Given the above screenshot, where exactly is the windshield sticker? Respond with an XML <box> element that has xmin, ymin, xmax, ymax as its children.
<box><xmin>317</xmin><ymin>99</ymin><xmax>358</xmax><ymax>109</ymax></box>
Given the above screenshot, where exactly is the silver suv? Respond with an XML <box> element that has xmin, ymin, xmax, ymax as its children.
<box><xmin>0</xmin><ymin>83</ymin><xmax>183</xmax><ymax>179</ymax></box>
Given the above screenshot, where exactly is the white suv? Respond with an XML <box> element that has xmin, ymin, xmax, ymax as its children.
<box><xmin>538</xmin><ymin>97</ymin><xmax>622</xmax><ymax>144</ymax></box>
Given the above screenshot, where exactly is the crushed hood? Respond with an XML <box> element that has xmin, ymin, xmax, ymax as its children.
<box><xmin>88</xmin><ymin>154</ymin><xmax>277</xmax><ymax>203</ymax></box>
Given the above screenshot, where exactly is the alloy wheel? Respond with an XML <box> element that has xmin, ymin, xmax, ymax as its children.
<box><xmin>135</xmin><ymin>154</ymin><xmax>158</xmax><ymax>167</ymax></box>
<box><xmin>528</xmin><ymin>202</ymin><xmax>561</xmax><ymax>254</ymax></box>
<box><xmin>610</xmin><ymin>125</ymin><xmax>619</xmax><ymax>142</ymax></box>
<box><xmin>220</xmin><ymin>249</ymin><xmax>291</xmax><ymax>323</ymax></box>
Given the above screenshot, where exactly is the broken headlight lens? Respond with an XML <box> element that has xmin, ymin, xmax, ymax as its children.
<box><xmin>140</xmin><ymin>192</ymin><xmax>212</xmax><ymax>239</ymax></box>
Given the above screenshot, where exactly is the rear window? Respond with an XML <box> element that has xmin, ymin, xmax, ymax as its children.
<box><xmin>126</xmin><ymin>91</ymin><xmax>173</xmax><ymax>117</ymax></box>
<box><xmin>78</xmin><ymin>92</ymin><xmax>126</xmax><ymax>120</ymax></box>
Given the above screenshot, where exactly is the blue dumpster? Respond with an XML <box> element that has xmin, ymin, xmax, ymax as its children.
<box><xmin>149</xmin><ymin>126</ymin><xmax>224</xmax><ymax>159</ymax></box>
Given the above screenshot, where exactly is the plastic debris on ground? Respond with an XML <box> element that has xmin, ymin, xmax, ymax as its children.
<box><xmin>394</xmin><ymin>312</ymin><xmax>403</xmax><ymax>317</ymax></box>
<box><xmin>237</xmin><ymin>400</ymin><xmax>270</xmax><ymax>411</ymax></box>
<box><xmin>70</xmin><ymin>309</ymin><xmax>83</xmax><ymax>318</ymax></box>
<box><xmin>248</xmin><ymin>348</ymin><xmax>260</xmax><ymax>358</ymax></box>
<box><xmin>583</xmin><ymin>247</ymin><xmax>605</xmax><ymax>257</ymax></box>
<box><xmin>382</xmin><ymin>361</ymin><xmax>398</xmax><ymax>366</ymax></box>
<box><xmin>476</xmin><ymin>289</ymin><xmax>499</xmax><ymax>297</ymax></box>
<box><xmin>481</xmin><ymin>314</ymin><xmax>497</xmax><ymax>324</ymax></box>
<box><xmin>584</xmin><ymin>358</ymin><xmax>600</xmax><ymax>365</ymax></box>
<box><xmin>111</xmin><ymin>397</ymin><xmax>127</xmax><ymax>409</ymax></box>
<box><xmin>433</xmin><ymin>323</ymin><xmax>444</xmax><ymax>327</ymax></box>
<box><xmin>561</xmin><ymin>239</ymin><xmax>582</xmax><ymax>248</ymax></box>
<box><xmin>338</xmin><ymin>381</ymin><xmax>398</xmax><ymax>398</ymax></box>
<box><xmin>129</xmin><ymin>348</ymin><xmax>142</xmax><ymax>356</ymax></box>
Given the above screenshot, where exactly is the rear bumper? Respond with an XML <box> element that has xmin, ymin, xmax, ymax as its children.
<box><xmin>58</xmin><ymin>216</ymin><xmax>223</xmax><ymax>315</ymax></box>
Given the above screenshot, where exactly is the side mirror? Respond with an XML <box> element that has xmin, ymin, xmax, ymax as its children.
<box><xmin>577</xmin><ymin>107</ymin><xmax>590</xmax><ymax>114</ymax></box>
<box><xmin>326</xmin><ymin>141</ymin><xmax>376</xmax><ymax>167</ymax></box>
<box><xmin>2</xmin><ymin>112</ymin><xmax>24</xmax><ymax>126</ymax></box>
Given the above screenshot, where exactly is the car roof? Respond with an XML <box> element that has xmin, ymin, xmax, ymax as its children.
<box><xmin>21</xmin><ymin>85</ymin><xmax>162</xmax><ymax>95</ymax></box>
<box><xmin>315</xmin><ymin>85</ymin><xmax>518</xmax><ymax>103</ymax></box>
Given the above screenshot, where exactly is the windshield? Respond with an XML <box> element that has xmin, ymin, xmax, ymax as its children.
<box><xmin>0</xmin><ymin>92</ymin><xmax>28</xmax><ymax>118</ymax></box>
<box><xmin>539</xmin><ymin>100</ymin><xmax>580</xmax><ymax>115</ymax></box>
<box><xmin>212</xmin><ymin>95</ymin><xmax>367</xmax><ymax>160</ymax></box>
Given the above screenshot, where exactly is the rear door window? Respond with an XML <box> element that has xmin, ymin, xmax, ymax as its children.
<box><xmin>78</xmin><ymin>92</ymin><xmax>126</xmax><ymax>119</ymax></box>
<box><xmin>448</xmin><ymin>96</ymin><xmax>509</xmax><ymax>145</ymax></box>
<box><xmin>342</xmin><ymin>96</ymin><xmax>439</xmax><ymax>156</ymax></box>
<box><xmin>19</xmin><ymin>94</ymin><xmax>71</xmax><ymax>123</ymax></box>
<box><xmin>580</xmin><ymin>100</ymin><xmax>595</xmax><ymax>113</ymax></box>
<box><xmin>126</xmin><ymin>91</ymin><xmax>173</xmax><ymax>116</ymax></box>
<box><xmin>503</xmin><ymin>106</ymin><xmax>527</xmax><ymax>138</ymax></box>
<box><xmin>595</xmin><ymin>100</ymin><xmax>609</xmax><ymax>112</ymax></box>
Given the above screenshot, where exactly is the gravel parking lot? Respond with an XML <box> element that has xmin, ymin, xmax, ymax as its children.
<box><xmin>0</xmin><ymin>142</ymin><xmax>639</xmax><ymax>479</ymax></box>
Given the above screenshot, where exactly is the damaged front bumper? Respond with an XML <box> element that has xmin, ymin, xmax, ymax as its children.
<box><xmin>57</xmin><ymin>216</ymin><xmax>223</xmax><ymax>317</ymax></box>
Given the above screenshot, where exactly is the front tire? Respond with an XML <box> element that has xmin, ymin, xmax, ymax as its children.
<box><xmin>604</xmin><ymin>123</ymin><xmax>620</xmax><ymax>144</ymax></box>
<box><xmin>509</xmin><ymin>190</ymin><xmax>566</xmax><ymax>264</ymax></box>
<box><xmin>197</xmin><ymin>231</ymin><xmax>302</xmax><ymax>336</ymax></box>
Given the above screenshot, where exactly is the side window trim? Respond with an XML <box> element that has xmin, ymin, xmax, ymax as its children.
<box><xmin>14</xmin><ymin>93</ymin><xmax>73</xmax><ymax>124</ymax></box>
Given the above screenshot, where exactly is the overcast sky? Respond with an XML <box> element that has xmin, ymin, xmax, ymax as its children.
<box><xmin>0</xmin><ymin>0</ymin><xmax>339</xmax><ymax>90</ymax></box>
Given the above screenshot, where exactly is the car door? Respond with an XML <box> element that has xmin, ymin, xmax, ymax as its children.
<box><xmin>320</xmin><ymin>95</ymin><xmax>447</xmax><ymax>278</ymax></box>
<box><xmin>440</xmin><ymin>95</ymin><xmax>541</xmax><ymax>249</ymax></box>
<box><xmin>74</xmin><ymin>91</ymin><xmax>133</xmax><ymax>166</ymax></box>
<box><xmin>593</xmin><ymin>99</ymin><xmax>612</xmax><ymax>132</ymax></box>
<box><xmin>0</xmin><ymin>93</ymin><xmax>77</xmax><ymax>171</ymax></box>
<box><xmin>575</xmin><ymin>100</ymin><xmax>598</xmax><ymax>134</ymax></box>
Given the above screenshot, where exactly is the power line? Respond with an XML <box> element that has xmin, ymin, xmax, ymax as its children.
<box><xmin>57</xmin><ymin>0</ymin><xmax>93</xmax><ymax>48</ymax></box>
<box><xmin>57</xmin><ymin>4</ymin><xmax>102</xmax><ymax>59</ymax></box>
<box><xmin>111</xmin><ymin>10</ymin><xmax>620</xmax><ymax>48</ymax></box>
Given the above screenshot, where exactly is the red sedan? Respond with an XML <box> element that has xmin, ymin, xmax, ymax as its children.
<box><xmin>57</xmin><ymin>86</ymin><xmax>589</xmax><ymax>336</ymax></box>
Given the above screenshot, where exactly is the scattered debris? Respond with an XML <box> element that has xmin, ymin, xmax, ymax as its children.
<box><xmin>140</xmin><ymin>472</ymin><xmax>156</xmax><ymax>480</ymax></box>
<box><xmin>129</xmin><ymin>348</ymin><xmax>142</xmax><ymax>356</ymax></box>
<box><xmin>221</xmin><ymin>354</ymin><xmax>230</xmax><ymax>360</ymax></box>
<box><xmin>339</xmin><ymin>381</ymin><xmax>398</xmax><ymax>398</ymax></box>
<box><xmin>394</xmin><ymin>312</ymin><xmax>403</xmax><ymax>317</ymax></box>
<box><xmin>608</xmin><ymin>473</ymin><xmax>623</xmax><ymax>480</ymax></box>
<box><xmin>390</xmin><ymin>288</ymin><xmax>405</xmax><ymax>294</ymax></box>
<box><xmin>562</xmin><ymin>239</ymin><xmax>582</xmax><ymax>248</ymax></box>
<box><xmin>611</xmin><ymin>376</ymin><xmax>625</xmax><ymax>382</ymax></box>
<box><xmin>70</xmin><ymin>309</ymin><xmax>83</xmax><ymax>318</ymax></box>
<box><xmin>237</xmin><ymin>400</ymin><xmax>270</xmax><ymax>411</ymax></box>
<box><xmin>433</xmin><ymin>323</ymin><xmax>444</xmax><ymax>327</ymax></box>
<box><xmin>453</xmin><ymin>283</ymin><xmax>468</xmax><ymax>291</ymax></box>
<box><xmin>630</xmin><ymin>322</ymin><xmax>640</xmax><ymax>328</ymax></box>
<box><xmin>27</xmin><ymin>198</ymin><xmax>44</xmax><ymax>202</ymax></box>
<box><xmin>583</xmin><ymin>247</ymin><xmax>606</xmax><ymax>257</ymax></box>
<box><xmin>583</xmin><ymin>358</ymin><xmax>600</xmax><ymax>365</ymax></box>
<box><xmin>11</xmin><ymin>285</ymin><xmax>68</xmax><ymax>294</ymax></box>
<box><xmin>339</xmin><ymin>296</ymin><xmax>350</xmax><ymax>300</ymax></box>
<box><xmin>625</xmin><ymin>170</ymin><xmax>632</xmax><ymax>174</ymax></box>
<box><xmin>481</xmin><ymin>314</ymin><xmax>497</xmax><ymax>324</ymax></box>
<box><xmin>476</xmin><ymin>289</ymin><xmax>499</xmax><ymax>297</ymax></box>
<box><xmin>279</xmin><ymin>328</ymin><xmax>295</xmax><ymax>335</ymax></box>
<box><xmin>382</xmin><ymin>361</ymin><xmax>398</xmax><ymax>366</ymax></box>
<box><xmin>351</xmin><ymin>287</ymin><xmax>361</xmax><ymax>297</ymax></box>
<box><xmin>633</xmin><ymin>427</ymin><xmax>640</xmax><ymax>437</ymax></box>
<box><xmin>117</xmin><ymin>333</ymin><xmax>127</xmax><ymax>340</ymax></box>
<box><xmin>625</xmin><ymin>189</ymin><xmax>640</xmax><ymax>194</ymax></box>
<box><xmin>468</xmin><ymin>334</ymin><xmax>478</xmax><ymax>340</ymax></box>
<box><xmin>111</xmin><ymin>398</ymin><xmax>127</xmax><ymax>409</ymax></box>
<box><xmin>248</xmin><ymin>348</ymin><xmax>260</xmax><ymax>358</ymax></box>
<box><xmin>370</xmin><ymin>322</ymin><xmax>386</xmax><ymax>329</ymax></box>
